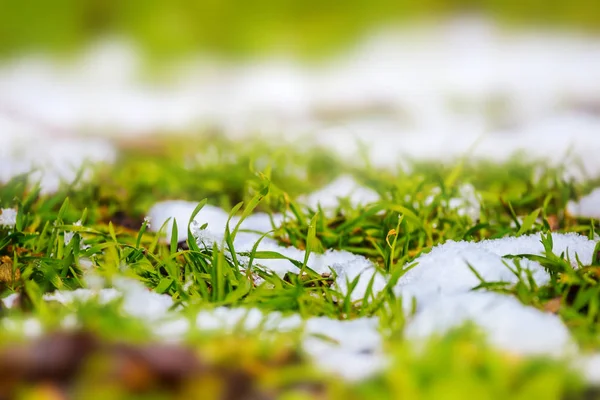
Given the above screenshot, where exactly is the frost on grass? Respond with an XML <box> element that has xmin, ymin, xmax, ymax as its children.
<box><xmin>398</xmin><ymin>233</ymin><xmax>596</xmax><ymax>357</ymax></box>
<box><xmin>567</xmin><ymin>187</ymin><xmax>600</xmax><ymax>219</ymax></box>
<box><xmin>0</xmin><ymin>208</ymin><xmax>18</xmax><ymax>228</ymax></box>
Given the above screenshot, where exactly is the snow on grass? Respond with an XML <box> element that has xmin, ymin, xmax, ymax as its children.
<box><xmin>0</xmin><ymin>115</ymin><xmax>116</xmax><ymax>192</ymax></box>
<box><xmin>398</xmin><ymin>233</ymin><xmax>596</xmax><ymax>358</ymax></box>
<box><xmin>145</xmin><ymin>197</ymin><xmax>599</xmax><ymax>370</ymax></box>
<box><xmin>147</xmin><ymin>199</ymin><xmax>386</xmax><ymax>302</ymax></box>
<box><xmin>38</xmin><ymin>280</ymin><xmax>385</xmax><ymax>380</ymax></box>
<box><xmin>2</xmin><ymin>18</ymin><xmax>600</xmax><ymax>184</ymax></box>
<box><xmin>396</xmin><ymin>233</ymin><xmax>596</xmax><ymax>311</ymax></box>
<box><xmin>424</xmin><ymin>183</ymin><xmax>481</xmax><ymax>221</ymax></box>
<box><xmin>196</xmin><ymin>309</ymin><xmax>384</xmax><ymax>380</ymax></box>
<box><xmin>404</xmin><ymin>291</ymin><xmax>574</xmax><ymax>357</ymax></box>
<box><xmin>14</xmin><ymin>223</ymin><xmax>598</xmax><ymax>381</ymax></box>
<box><xmin>0</xmin><ymin>208</ymin><xmax>17</xmax><ymax>228</ymax></box>
<box><xmin>567</xmin><ymin>188</ymin><xmax>600</xmax><ymax>219</ymax></box>
<box><xmin>298</xmin><ymin>175</ymin><xmax>379</xmax><ymax>211</ymax></box>
<box><xmin>303</xmin><ymin>317</ymin><xmax>385</xmax><ymax>381</ymax></box>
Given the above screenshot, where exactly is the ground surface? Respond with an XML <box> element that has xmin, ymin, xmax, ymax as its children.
<box><xmin>1</xmin><ymin>16</ymin><xmax>600</xmax><ymax>400</ymax></box>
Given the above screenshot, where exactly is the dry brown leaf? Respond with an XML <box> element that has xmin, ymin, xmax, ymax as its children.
<box><xmin>544</xmin><ymin>297</ymin><xmax>562</xmax><ymax>314</ymax></box>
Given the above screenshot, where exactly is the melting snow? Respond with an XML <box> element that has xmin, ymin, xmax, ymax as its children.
<box><xmin>398</xmin><ymin>233</ymin><xmax>596</xmax><ymax>358</ymax></box>
<box><xmin>0</xmin><ymin>208</ymin><xmax>18</xmax><ymax>228</ymax></box>
<box><xmin>147</xmin><ymin>199</ymin><xmax>386</xmax><ymax>302</ymax></box>
<box><xmin>396</xmin><ymin>233</ymin><xmax>596</xmax><ymax>311</ymax></box>
<box><xmin>2</xmin><ymin>18</ymin><xmax>600</xmax><ymax>186</ymax></box>
<box><xmin>196</xmin><ymin>307</ymin><xmax>385</xmax><ymax>381</ymax></box>
<box><xmin>298</xmin><ymin>175</ymin><xmax>380</xmax><ymax>211</ymax></box>
<box><xmin>405</xmin><ymin>291</ymin><xmax>574</xmax><ymax>356</ymax></box>
<box><xmin>0</xmin><ymin>116</ymin><xmax>116</xmax><ymax>192</ymax></box>
<box><xmin>567</xmin><ymin>187</ymin><xmax>600</xmax><ymax>219</ymax></box>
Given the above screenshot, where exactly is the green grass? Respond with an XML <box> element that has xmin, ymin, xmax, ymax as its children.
<box><xmin>1</xmin><ymin>0</ymin><xmax>600</xmax><ymax>60</ymax></box>
<box><xmin>1</xmin><ymin>134</ymin><xmax>599</xmax><ymax>399</ymax></box>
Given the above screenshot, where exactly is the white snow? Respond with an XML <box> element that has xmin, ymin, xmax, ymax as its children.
<box><xmin>404</xmin><ymin>291</ymin><xmax>574</xmax><ymax>356</ymax></box>
<box><xmin>396</xmin><ymin>233</ymin><xmax>596</xmax><ymax>311</ymax></box>
<box><xmin>304</xmin><ymin>317</ymin><xmax>386</xmax><ymax>381</ymax></box>
<box><xmin>147</xmin><ymin>199</ymin><xmax>386</xmax><ymax>302</ymax></box>
<box><xmin>2</xmin><ymin>18</ymin><xmax>600</xmax><ymax>187</ymax></box>
<box><xmin>0</xmin><ymin>208</ymin><xmax>17</xmax><ymax>228</ymax></box>
<box><xmin>567</xmin><ymin>187</ymin><xmax>600</xmax><ymax>219</ymax></box>
<box><xmin>196</xmin><ymin>307</ymin><xmax>385</xmax><ymax>381</ymax></box>
<box><xmin>398</xmin><ymin>233</ymin><xmax>596</xmax><ymax>358</ymax></box>
<box><xmin>0</xmin><ymin>115</ymin><xmax>116</xmax><ymax>193</ymax></box>
<box><xmin>299</xmin><ymin>175</ymin><xmax>380</xmax><ymax>211</ymax></box>
<box><xmin>1</xmin><ymin>293</ymin><xmax>20</xmax><ymax>309</ymax></box>
<box><xmin>424</xmin><ymin>183</ymin><xmax>481</xmax><ymax>221</ymax></box>
<box><xmin>576</xmin><ymin>353</ymin><xmax>600</xmax><ymax>385</ymax></box>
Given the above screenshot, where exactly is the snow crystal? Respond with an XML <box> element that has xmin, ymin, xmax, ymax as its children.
<box><xmin>567</xmin><ymin>187</ymin><xmax>600</xmax><ymax>219</ymax></box>
<box><xmin>0</xmin><ymin>208</ymin><xmax>17</xmax><ymax>228</ymax></box>
<box><xmin>404</xmin><ymin>292</ymin><xmax>574</xmax><ymax>357</ymax></box>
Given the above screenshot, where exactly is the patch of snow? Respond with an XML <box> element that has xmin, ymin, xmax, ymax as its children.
<box><xmin>299</xmin><ymin>175</ymin><xmax>380</xmax><ymax>211</ymax></box>
<box><xmin>2</xmin><ymin>317</ymin><xmax>43</xmax><ymax>339</ymax></box>
<box><xmin>196</xmin><ymin>307</ymin><xmax>302</xmax><ymax>332</ymax></box>
<box><xmin>424</xmin><ymin>183</ymin><xmax>481</xmax><ymax>221</ymax></box>
<box><xmin>63</xmin><ymin>220</ymin><xmax>83</xmax><ymax>246</ymax></box>
<box><xmin>0</xmin><ymin>208</ymin><xmax>17</xmax><ymax>228</ymax></box>
<box><xmin>1</xmin><ymin>293</ymin><xmax>20</xmax><ymax>309</ymax></box>
<box><xmin>304</xmin><ymin>317</ymin><xmax>386</xmax><ymax>381</ymax></box>
<box><xmin>567</xmin><ymin>187</ymin><xmax>600</xmax><ymax>219</ymax></box>
<box><xmin>0</xmin><ymin>116</ymin><xmax>116</xmax><ymax>192</ymax></box>
<box><xmin>449</xmin><ymin>184</ymin><xmax>481</xmax><ymax>221</ymax></box>
<box><xmin>43</xmin><ymin>287</ymin><xmax>121</xmax><ymax>305</ymax></box>
<box><xmin>153</xmin><ymin>317</ymin><xmax>191</xmax><ymax>341</ymax></box>
<box><xmin>575</xmin><ymin>353</ymin><xmax>600</xmax><ymax>386</ymax></box>
<box><xmin>147</xmin><ymin>199</ymin><xmax>386</xmax><ymax>301</ymax></box>
<box><xmin>2</xmin><ymin>18</ymin><xmax>600</xmax><ymax>183</ymax></box>
<box><xmin>396</xmin><ymin>233</ymin><xmax>596</xmax><ymax>311</ymax></box>
<box><xmin>404</xmin><ymin>291</ymin><xmax>574</xmax><ymax>357</ymax></box>
<box><xmin>397</xmin><ymin>232</ymin><xmax>596</xmax><ymax>358</ymax></box>
<box><xmin>196</xmin><ymin>306</ymin><xmax>385</xmax><ymax>381</ymax></box>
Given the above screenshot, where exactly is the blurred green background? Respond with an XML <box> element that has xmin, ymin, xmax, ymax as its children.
<box><xmin>1</xmin><ymin>0</ymin><xmax>599</xmax><ymax>59</ymax></box>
